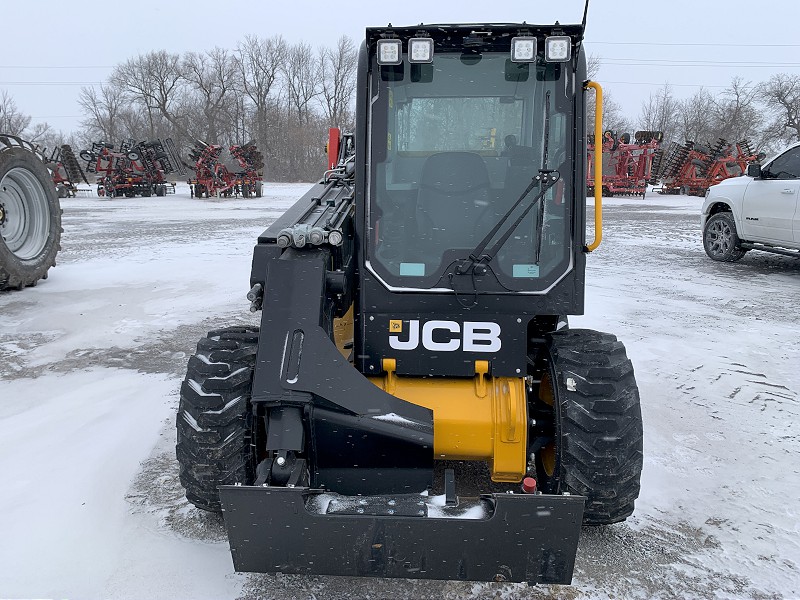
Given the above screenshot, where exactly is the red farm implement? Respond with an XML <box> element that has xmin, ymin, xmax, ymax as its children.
<box><xmin>187</xmin><ymin>140</ymin><xmax>263</xmax><ymax>198</ymax></box>
<box><xmin>652</xmin><ymin>138</ymin><xmax>760</xmax><ymax>196</ymax></box>
<box><xmin>80</xmin><ymin>138</ymin><xmax>185</xmax><ymax>198</ymax></box>
<box><xmin>42</xmin><ymin>144</ymin><xmax>89</xmax><ymax>198</ymax></box>
<box><xmin>587</xmin><ymin>130</ymin><xmax>662</xmax><ymax>197</ymax></box>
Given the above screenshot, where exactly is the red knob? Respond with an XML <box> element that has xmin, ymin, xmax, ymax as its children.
<box><xmin>522</xmin><ymin>477</ymin><xmax>537</xmax><ymax>494</ymax></box>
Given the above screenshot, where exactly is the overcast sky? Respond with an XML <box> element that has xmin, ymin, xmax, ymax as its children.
<box><xmin>2</xmin><ymin>0</ymin><xmax>798</xmax><ymax>137</ymax></box>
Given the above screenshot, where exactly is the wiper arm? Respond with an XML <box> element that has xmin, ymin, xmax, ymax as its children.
<box><xmin>454</xmin><ymin>170</ymin><xmax>560</xmax><ymax>275</ymax></box>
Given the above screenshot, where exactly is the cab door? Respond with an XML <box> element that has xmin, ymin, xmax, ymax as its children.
<box><xmin>741</xmin><ymin>145</ymin><xmax>800</xmax><ymax>244</ymax></box>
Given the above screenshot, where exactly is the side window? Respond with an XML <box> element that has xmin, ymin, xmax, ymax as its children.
<box><xmin>764</xmin><ymin>147</ymin><xmax>800</xmax><ymax>179</ymax></box>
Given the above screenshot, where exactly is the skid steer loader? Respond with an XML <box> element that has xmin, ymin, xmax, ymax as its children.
<box><xmin>177</xmin><ymin>20</ymin><xmax>643</xmax><ymax>585</ymax></box>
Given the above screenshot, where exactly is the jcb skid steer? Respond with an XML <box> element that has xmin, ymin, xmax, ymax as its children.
<box><xmin>177</xmin><ymin>20</ymin><xmax>643</xmax><ymax>585</ymax></box>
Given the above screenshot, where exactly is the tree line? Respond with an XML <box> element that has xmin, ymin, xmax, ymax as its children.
<box><xmin>1</xmin><ymin>41</ymin><xmax>799</xmax><ymax>182</ymax></box>
<box><xmin>588</xmin><ymin>57</ymin><xmax>800</xmax><ymax>154</ymax></box>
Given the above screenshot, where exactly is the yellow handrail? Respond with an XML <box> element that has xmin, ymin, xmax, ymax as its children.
<box><xmin>584</xmin><ymin>81</ymin><xmax>603</xmax><ymax>252</ymax></box>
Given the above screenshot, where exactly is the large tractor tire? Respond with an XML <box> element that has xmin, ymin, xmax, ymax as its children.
<box><xmin>531</xmin><ymin>329</ymin><xmax>643</xmax><ymax>525</ymax></box>
<box><xmin>176</xmin><ymin>326</ymin><xmax>259</xmax><ymax>512</ymax></box>
<box><xmin>703</xmin><ymin>211</ymin><xmax>747</xmax><ymax>262</ymax></box>
<box><xmin>0</xmin><ymin>143</ymin><xmax>62</xmax><ymax>290</ymax></box>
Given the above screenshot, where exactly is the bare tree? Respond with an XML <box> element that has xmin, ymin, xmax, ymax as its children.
<box><xmin>759</xmin><ymin>73</ymin><xmax>800</xmax><ymax>143</ymax></box>
<box><xmin>676</xmin><ymin>88</ymin><xmax>716</xmax><ymax>144</ymax></box>
<box><xmin>709</xmin><ymin>77</ymin><xmax>761</xmax><ymax>143</ymax></box>
<box><xmin>638</xmin><ymin>84</ymin><xmax>679</xmax><ymax>142</ymax></box>
<box><xmin>584</xmin><ymin>56</ymin><xmax>630</xmax><ymax>136</ymax></box>
<box><xmin>78</xmin><ymin>84</ymin><xmax>125</xmax><ymax>143</ymax></box>
<box><xmin>23</xmin><ymin>122</ymin><xmax>53</xmax><ymax>144</ymax></box>
<box><xmin>283</xmin><ymin>42</ymin><xmax>320</xmax><ymax>124</ymax></box>
<box><xmin>317</xmin><ymin>36</ymin><xmax>357</xmax><ymax>129</ymax></box>
<box><xmin>587</xmin><ymin>54</ymin><xmax>601</xmax><ymax>80</ymax></box>
<box><xmin>0</xmin><ymin>90</ymin><xmax>32</xmax><ymax>135</ymax></box>
<box><xmin>110</xmin><ymin>50</ymin><xmax>190</xmax><ymax>140</ymax></box>
<box><xmin>235</xmin><ymin>35</ymin><xmax>288</xmax><ymax>173</ymax></box>
<box><xmin>183</xmin><ymin>48</ymin><xmax>237</xmax><ymax>144</ymax></box>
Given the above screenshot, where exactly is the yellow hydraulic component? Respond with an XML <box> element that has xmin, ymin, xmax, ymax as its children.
<box><xmin>332</xmin><ymin>305</ymin><xmax>354</xmax><ymax>359</ymax></box>
<box><xmin>369</xmin><ymin>359</ymin><xmax>528</xmax><ymax>483</ymax></box>
<box><xmin>585</xmin><ymin>80</ymin><xmax>603</xmax><ymax>252</ymax></box>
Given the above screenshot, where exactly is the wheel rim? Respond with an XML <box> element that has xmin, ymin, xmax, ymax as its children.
<box><xmin>706</xmin><ymin>218</ymin><xmax>734</xmax><ymax>257</ymax></box>
<box><xmin>0</xmin><ymin>166</ymin><xmax>51</xmax><ymax>259</ymax></box>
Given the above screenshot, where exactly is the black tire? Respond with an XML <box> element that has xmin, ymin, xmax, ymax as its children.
<box><xmin>254</xmin><ymin>181</ymin><xmax>262</xmax><ymax>198</ymax></box>
<box><xmin>531</xmin><ymin>329</ymin><xmax>643</xmax><ymax>525</ymax></box>
<box><xmin>0</xmin><ymin>146</ymin><xmax>62</xmax><ymax>290</ymax></box>
<box><xmin>176</xmin><ymin>326</ymin><xmax>260</xmax><ymax>512</ymax></box>
<box><xmin>703</xmin><ymin>211</ymin><xmax>746</xmax><ymax>262</ymax></box>
<box><xmin>156</xmin><ymin>184</ymin><xmax>166</xmax><ymax>197</ymax></box>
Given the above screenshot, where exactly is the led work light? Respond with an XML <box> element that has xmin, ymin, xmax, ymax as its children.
<box><xmin>377</xmin><ymin>39</ymin><xmax>402</xmax><ymax>65</ymax></box>
<box><xmin>510</xmin><ymin>36</ymin><xmax>537</xmax><ymax>62</ymax></box>
<box><xmin>545</xmin><ymin>36</ymin><xmax>571</xmax><ymax>62</ymax></box>
<box><xmin>408</xmin><ymin>38</ymin><xmax>434</xmax><ymax>63</ymax></box>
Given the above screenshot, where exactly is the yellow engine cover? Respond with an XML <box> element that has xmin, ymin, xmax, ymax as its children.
<box><xmin>368</xmin><ymin>359</ymin><xmax>528</xmax><ymax>483</ymax></box>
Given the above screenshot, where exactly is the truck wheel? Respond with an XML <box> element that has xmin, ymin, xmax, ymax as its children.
<box><xmin>531</xmin><ymin>329</ymin><xmax>643</xmax><ymax>525</ymax></box>
<box><xmin>0</xmin><ymin>146</ymin><xmax>62</xmax><ymax>290</ymax></box>
<box><xmin>176</xmin><ymin>326</ymin><xmax>260</xmax><ymax>512</ymax></box>
<box><xmin>703</xmin><ymin>212</ymin><xmax>746</xmax><ymax>262</ymax></box>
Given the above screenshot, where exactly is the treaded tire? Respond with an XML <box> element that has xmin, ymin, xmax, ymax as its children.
<box><xmin>534</xmin><ymin>329</ymin><xmax>643</xmax><ymax>525</ymax></box>
<box><xmin>703</xmin><ymin>211</ymin><xmax>746</xmax><ymax>262</ymax></box>
<box><xmin>0</xmin><ymin>146</ymin><xmax>62</xmax><ymax>290</ymax></box>
<box><xmin>176</xmin><ymin>326</ymin><xmax>260</xmax><ymax>512</ymax></box>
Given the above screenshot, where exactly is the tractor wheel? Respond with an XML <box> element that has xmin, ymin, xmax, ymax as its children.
<box><xmin>0</xmin><ymin>145</ymin><xmax>62</xmax><ymax>290</ymax></box>
<box><xmin>703</xmin><ymin>212</ymin><xmax>746</xmax><ymax>262</ymax></box>
<box><xmin>155</xmin><ymin>185</ymin><xmax>166</xmax><ymax>197</ymax></box>
<box><xmin>254</xmin><ymin>181</ymin><xmax>262</xmax><ymax>198</ymax></box>
<box><xmin>176</xmin><ymin>326</ymin><xmax>260</xmax><ymax>512</ymax></box>
<box><xmin>530</xmin><ymin>329</ymin><xmax>643</xmax><ymax>525</ymax></box>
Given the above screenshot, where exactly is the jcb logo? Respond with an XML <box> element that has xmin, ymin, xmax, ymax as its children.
<box><xmin>389</xmin><ymin>320</ymin><xmax>501</xmax><ymax>353</ymax></box>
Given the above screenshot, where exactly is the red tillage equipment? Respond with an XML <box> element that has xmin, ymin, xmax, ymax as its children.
<box><xmin>80</xmin><ymin>138</ymin><xmax>184</xmax><ymax>198</ymax></box>
<box><xmin>587</xmin><ymin>131</ymin><xmax>662</xmax><ymax>197</ymax></box>
<box><xmin>42</xmin><ymin>144</ymin><xmax>89</xmax><ymax>198</ymax></box>
<box><xmin>187</xmin><ymin>140</ymin><xmax>263</xmax><ymax>198</ymax></box>
<box><xmin>653</xmin><ymin>138</ymin><xmax>760</xmax><ymax>196</ymax></box>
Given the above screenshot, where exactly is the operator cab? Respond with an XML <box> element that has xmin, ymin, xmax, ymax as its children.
<box><xmin>366</xmin><ymin>30</ymin><xmax>578</xmax><ymax>294</ymax></box>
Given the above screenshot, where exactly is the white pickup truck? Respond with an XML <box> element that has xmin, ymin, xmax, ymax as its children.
<box><xmin>701</xmin><ymin>141</ymin><xmax>800</xmax><ymax>261</ymax></box>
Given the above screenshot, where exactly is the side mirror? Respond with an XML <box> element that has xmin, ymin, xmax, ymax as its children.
<box><xmin>746</xmin><ymin>163</ymin><xmax>762</xmax><ymax>178</ymax></box>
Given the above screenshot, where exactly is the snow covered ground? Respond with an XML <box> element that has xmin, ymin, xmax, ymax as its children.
<box><xmin>0</xmin><ymin>184</ymin><xmax>797</xmax><ymax>599</ymax></box>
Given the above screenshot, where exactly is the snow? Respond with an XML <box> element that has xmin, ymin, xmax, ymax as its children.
<box><xmin>1</xmin><ymin>185</ymin><xmax>798</xmax><ymax>599</ymax></box>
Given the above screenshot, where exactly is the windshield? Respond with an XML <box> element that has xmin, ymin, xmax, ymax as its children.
<box><xmin>367</xmin><ymin>52</ymin><xmax>574</xmax><ymax>292</ymax></box>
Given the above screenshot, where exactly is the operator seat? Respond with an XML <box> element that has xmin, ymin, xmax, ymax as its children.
<box><xmin>416</xmin><ymin>152</ymin><xmax>491</xmax><ymax>259</ymax></box>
